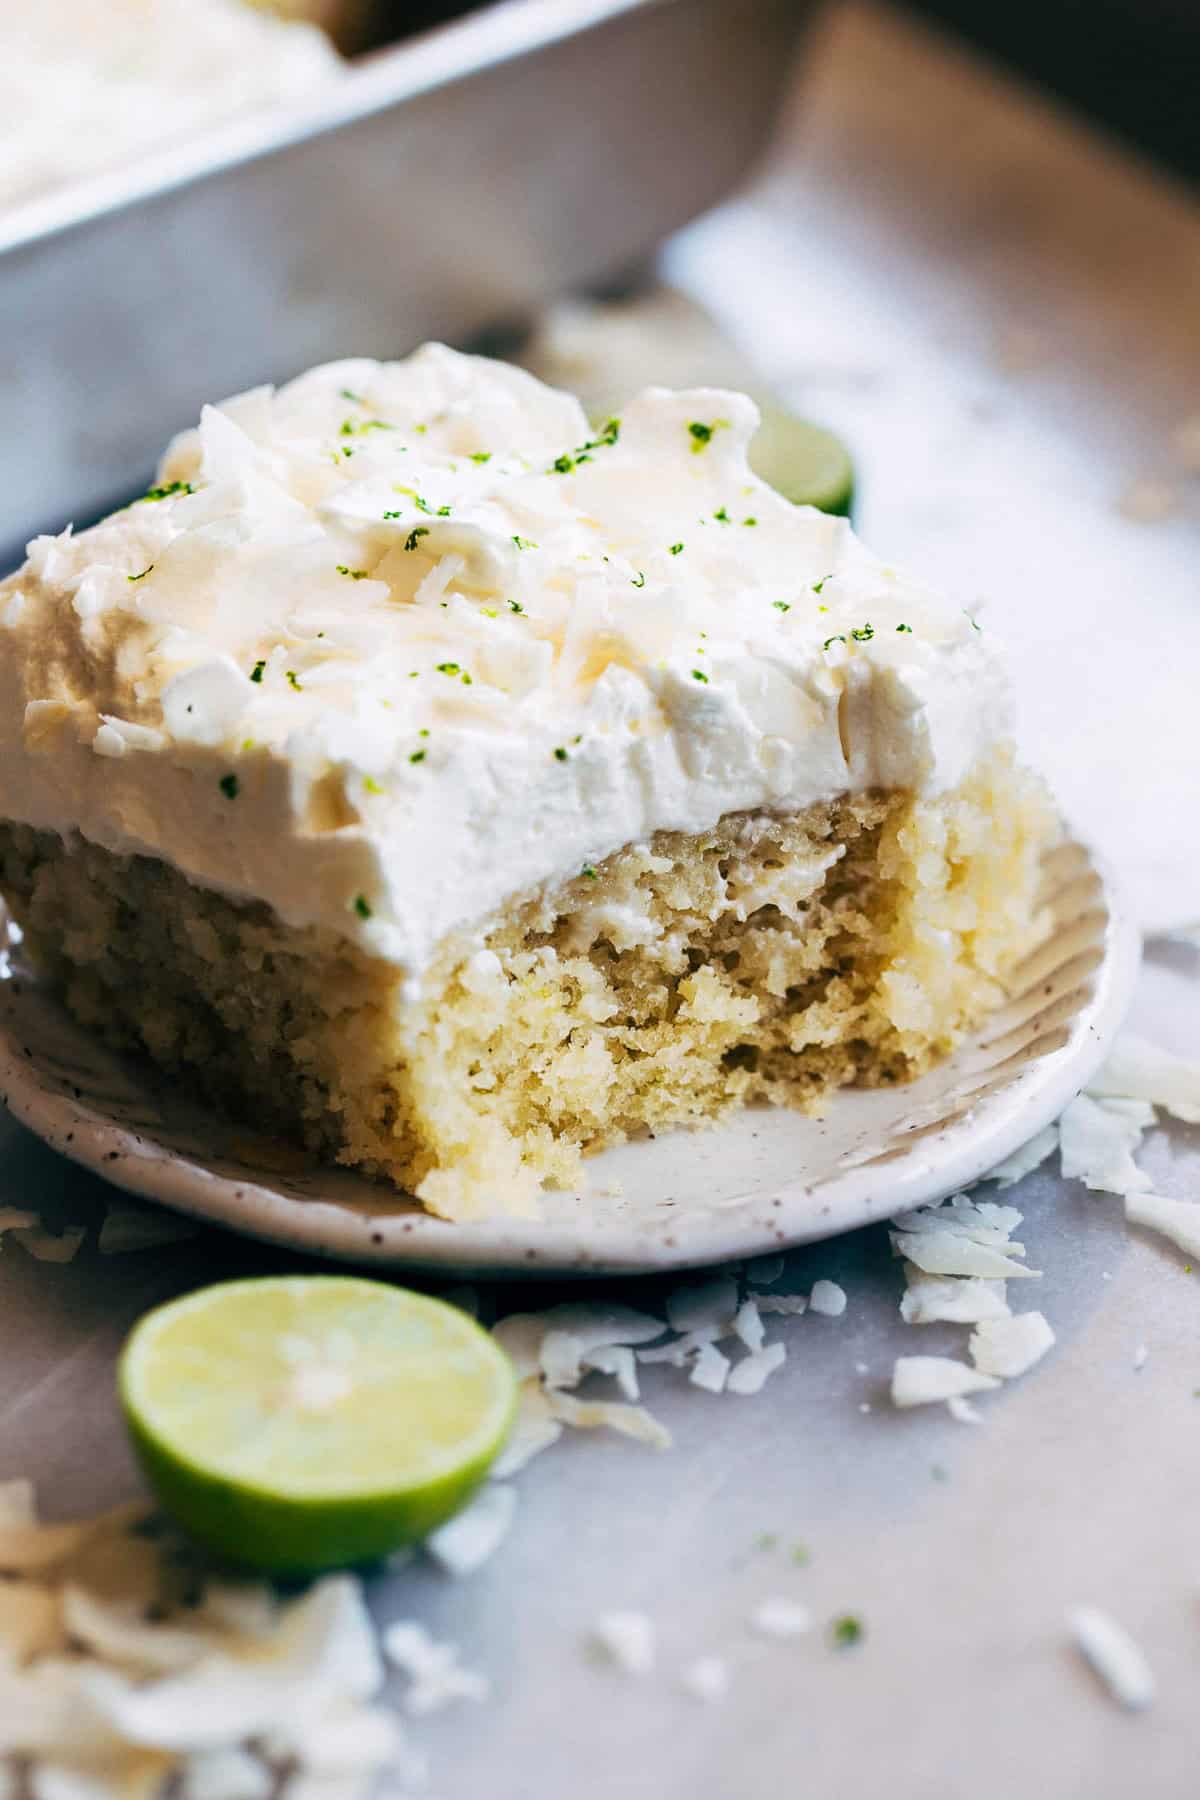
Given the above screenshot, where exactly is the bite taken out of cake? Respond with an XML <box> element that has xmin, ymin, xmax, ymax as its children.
<box><xmin>0</xmin><ymin>346</ymin><xmax>1057</xmax><ymax>1220</ymax></box>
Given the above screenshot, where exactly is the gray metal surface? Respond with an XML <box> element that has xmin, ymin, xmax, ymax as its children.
<box><xmin>0</xmin><ymin>0</ymin><xmax>809</xmax><ymax>564</ymax></box>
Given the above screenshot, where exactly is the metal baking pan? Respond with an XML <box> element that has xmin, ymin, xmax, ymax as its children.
<box><xmin>0</xmin><ymin>0</ymin><xmax>811</xmax><ymax>566</ymax></box>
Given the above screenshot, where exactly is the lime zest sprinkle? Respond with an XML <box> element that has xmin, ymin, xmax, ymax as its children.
<box><xmin>353</xmin><ymin>894</ymin><xmax>372</xmax><ymax>919</ymax></box>
<box><xmin>404</xmin><ymin>527</ymin><xmax>430</xmax><ymax>552</ymax></box>
<box><xmin>127</xmin><ymin>565</ymin><xmax>153</xmax><ymax>582</ymax></box>
<box><xmin>218</xmin><ymin>774</ymin><xmax>239</xmax><ymax>800</ymax></box>
<box><xmin>249</xmin><ymin>660</ymin><xmax>266</xmax><ymax>683</ymax></box>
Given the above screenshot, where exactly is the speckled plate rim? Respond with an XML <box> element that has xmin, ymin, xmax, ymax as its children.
<box><xmin>0</xmin><ymin>835</ymin><xmax>1140</xmax><ymax>1276</ymax></box>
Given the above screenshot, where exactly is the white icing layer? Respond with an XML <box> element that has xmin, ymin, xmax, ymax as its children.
<box><xmin>0</xmin><ymin>0</ymin><xmax>339</xmax><ymax>216</ymax></box>
<box><xmin>0</xmin><ymin>345</ymin><xmax>1012</xmax><ymax>976</ymax></box>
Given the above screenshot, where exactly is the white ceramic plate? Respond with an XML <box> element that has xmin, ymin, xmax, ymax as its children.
<box><xmin>0</xmin><ymin>837</ymin><xmax>1138</xmax><ymax>1275</ymax></box>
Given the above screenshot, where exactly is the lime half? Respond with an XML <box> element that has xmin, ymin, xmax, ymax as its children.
<box><xmin>119</xmin><ymin>1276</ymin><xmax>516</xmax><ymax>1576</ymax></box>
<box><xmin>749</xmin><ymin>404</ymin><xmax>855</xmax><ymax>517</ymax></box>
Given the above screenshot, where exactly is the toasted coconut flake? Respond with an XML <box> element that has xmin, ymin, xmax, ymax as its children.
<box><xmin>756</xmin><ymin>1294</ymin><xmax>808</xmax><ymax>1316</ymax></box>
<box><xmin>689</xmin><ymin>1343</ymin><xmax>731</xmax><ymax>1394</ymax></box>
<box><xmin>0</xmin><ymin>1502</ymin><xmax>152</xmax><ymax>1576</ymax></box>
<box><xmin>1059</xmin><ymin>1095</ymin><xmax>1154</xmax><ymax>1195</ymax></box>
<box><xmin>383</xmin><ymin>1621</ymin><xmax>490</xmax><ymax>1715</ymax></box>
<box><xmin>580</xmin><ymin>1344</ymin><xmax>639</xmax><ymax>1401</ymax></box>
<box><xmin>490</xmin><ymin>1381</ymin><xmax>563</xmax><ymax>1477</ymax></box>
<box><xmin>665</xmin><ymin>1278</ymin><xmax>738</xmax><ymax>1336</ymax></box>
<box><xmin>1070</xmin><ymin>1607</ymin><xmax>1155</xmax><ymax>1710</ymax></box>
<box><xmin>891</xmin><ymin>1356</ymin><xmax>1001</xmax><ymax>1409</ymax></box>
<box><xmin>726</xmin><ymin>1343</ymin><xmax>786</xmax><ymax>1396</ymax></box>
<box><xmin>899</xmin><ymin>1268</ymin><xmax>1010</xmax><ymax>1326</ymax></box>
<box><xmin>1088</xmin><ymin>1034</ymin><xmax>1200</xmax><ymax>1124</ymax></box>
<box><xmin>98</xmin><ymin>1206</ymin><xmax>199</xmax><ymax>1255</ymax></box>
<box><xmin>425</xmin><ymin>1485</ymin><xmax>516</xmax><ymax>1578</ymax></box>
<box><xmin>679</xmin><ymin>1656</ymin><xmax>729</xmax><ymax>1703</ymax></box>
<box><xmin>809</xmin><ymin>1280</ymin><xmax>847</xmax><ymax>1318</ymax></box>
<box><xmin>749</xmin><ymin>1597</ymin><xmax>812</xmax><ymax>1639</ymax></box>
<box><xmin>588</xmin><ymin>1611</ymin><xmax>655</xmax><ymax>1676</ymax></box>
<box><xmin>545</xmin><ymin>1391</ymin><xmax>672</xmax><ymax>1449</ymax></box>
<box><xmin>983</xmin><ymin>1125</ymin><xmax>1060</xmax><ymax>1188</ymax></box>
<box><xmin>969</xmin><ymin>1311</ymin><xmax>1055</xmax><ymax>1378</ymax></box>
<box><xmin>12</xmin><ymin>1225</ymin><xmax>86</xmax><ymax>1265</ymax></box>
<box><xmin>61</xmin><ymin>1586</ymin><xmax>210</xmax><ymax>1676</ymax></box>
<box><xmin>0</xmin><ymin>1582</ymin><xmax>62</xmax><ymax>1663</ymax></box>
<box><xmin>1124</xmin><ymin>1193</ymin><xmax>1200</xmax><ymax>1261</ymax></box>
<box><xmin>76</xmin><ymin>1575</ymin><xmax>380</xmax><ymax>1751</ymax></box>
<box><xmin>732</xmin><ymin>1299</ymin><xmax>765</xmax><ymax>1352</ymax></box>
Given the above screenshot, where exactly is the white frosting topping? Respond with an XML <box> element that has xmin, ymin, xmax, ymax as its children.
<box><xmin>0</xmin><ymin>0</ymin><xmax>338</xmax><ymax>217</ymax></box>
<box><xmin>0</xmin><ymin>345</ymin><xmax>1011</xmax><ymax>976</ymax></box>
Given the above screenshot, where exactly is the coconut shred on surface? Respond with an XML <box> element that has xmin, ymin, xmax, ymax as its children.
<box><xmin>0</xmin><ymin>343</ymin><xmax>1011</xmax><ymax>983</ymax></box>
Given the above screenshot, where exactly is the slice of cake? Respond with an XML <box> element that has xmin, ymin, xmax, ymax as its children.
<box><xmin>0</xmin><ymin>346</ymin><xmax>1056</xmax><ymax>1219</ymax></box>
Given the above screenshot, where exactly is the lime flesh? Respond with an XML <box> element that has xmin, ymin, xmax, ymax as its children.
<box><xmin>119</xmin><ymin>1276</ymin><xmax>516</xmax><ymax>1576</ymax></box>
<box><xmin>748</xmin><ymin>403</ymin><xmax>855</xmax><ymax>517</ymax></box>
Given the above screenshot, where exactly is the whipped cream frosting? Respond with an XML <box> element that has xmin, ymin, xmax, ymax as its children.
<box><xmin>1</xmin><ymin>0</ymin><xmax>338</xmax><ymax>217</ymax></box>
<box><xmin>0</xmin><ymin>345</ymin><xmax>1011</xmax><ymax>977</ymax></box>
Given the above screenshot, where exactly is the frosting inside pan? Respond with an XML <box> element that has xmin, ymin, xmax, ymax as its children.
<box><xmin>0</xmin><ymin>344</ymin><xmax>1011</xmax><ymax>974</ymax></box>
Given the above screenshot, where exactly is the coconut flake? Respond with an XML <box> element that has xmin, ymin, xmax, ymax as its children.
<box><xmin>1069</xmin><ymin>1607</ymin><xmax>1155</xmax><ymax>1710</ymax></box>
<box><xmin>756</xmin><ymin>1294</ymin><xmax>808</xmax><ymax>1316</ymax></box>
<box><xmin>588</xmin><ymin>1612</ymin><xmax>655</xmax><ymax>1676</ymax></box>
<box><xmin>679</xmin><ymin>1656</ymin><xmax>729</xmax><ymax>1703</ymax></box>
<box><xmin>12</xmin><ymin>1225</ymin><xmax>86</xmax><ymax>1265</ymax></box>
<box><xmin>0</xmin><ymin>1207</ymin><xmax>40</xmax><ymax>1238</ymax></box>
<box><xmin>982</xmin><ymin>1125</ymin><xmax>1060</xmax><ymax>1188</ymax></box>
<box><xmin>1124</xmin><ymin>1192</ymin><xmax>1200</xmax><ymax>1261</ymax></box>
<box><xmin>382</xmin><ymin>1622</ymin><xmax>489</xmax><ymax>1715</ymax></box>
<box><xmin>1133</xmin><ymin>1343</ymin><xmax>1149</xmax><ymax>1371</ymax></box>
<box><xmin>98</xmin><ymin>1206</ymin><xmax>199</xmax><ymax>1254</ymax></box>
<box><xmin>539</xmin><ymin>1331</ymin><xmax>584</xmax><ymax>1391</ymax></box>
<box><xmin>1087</xmin><ymin>1034</ymin><xmax>1200</xmax><ymax>1124</ymax></box>
<box><xmin>732</xmin><ymin>1298</ymin><xmax>765</xmax><ymax>1352</ymax></box>
<box><xmin>689</xmin><ymin>1343</ymin><xmax>731</xmax><ymax>1394</ymax></box>
<box><xmin>969</xmin><ymin>1311</ymin><xmax>1055</xmax><ymax>1378</ymax></box>
<box><xmin>490</xmin><ymin>1381</ymin><xmax>563</xmax><ymax>1477</ymax></box>
<box><xmin>424</xmin><ymin>1484</ymin><xmax>516</xmax><ymax>1578</ymax></box>
<box><xmin>748</xmin><ymin>1597</ymin><xmax>812</xmax><ymax>1639</ymax></box>
<box><xmin>61</xmin><ymin>1586</ymin><xmax>212</xmax><ymax>1676</ymax></box>
<box><xmin>899</xmin><ymin>1268</ymin><xmax>1010</xmax><ymax>1325</ymax></box>
<box><xmin>637</xmin><ymin>1328</ymin><xmax>720</xmax><ymax>1366</ymax></box>
<box><xmin>1059</xmin><ymin>1095</ymin><xmax>1154</xmax><ymax>1195</ymax></box>
<box><xmin>665</xmin><ymin>1277</ymin><xmax>739</xmax><ymax>1336</ymax></box>
<box><xmin>946</xmin><ymin>1395</ymin><xmax>983</xmax><ymax>1425</ymax></box>
<box><xmin>544</xmin><ymin>1390</ymin><xmax>672</xmax><ymax>1449</ymax></box>
<box><xmin>890</xmin><ymin>1197</ymin><xmax>1037</xmax><ymax>1280</ymax></box>
<box><xmin>726</xmin><ymin>1343</ymin><xmax>786</xmax><ymax>1396</ymax></box>
<box><xmin>891</xmin><ymin>1356</ymin><xmax>1001</xmax><ymax>1409</ymax></box>
<box><xmin>809</xmin><ymin>1280</ymin><xmax>847</xmax><ymax>1318</ymax></box>
<box><xmin>580</xmin><ymin>1344</ymin><xmax>639</xmax><ymax>1401</ymax></box>
<box><xmin>76</xmin><ymin>1575</ymin><xmax>381</xmax><ymax>1751</ymax></box>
